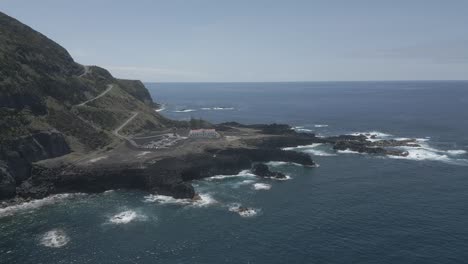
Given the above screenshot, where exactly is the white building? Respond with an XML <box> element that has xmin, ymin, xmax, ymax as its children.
<box><xmin>188</xmin><ymin>129</ymin><xmax>220</xmax><ymax>139</ymax></box>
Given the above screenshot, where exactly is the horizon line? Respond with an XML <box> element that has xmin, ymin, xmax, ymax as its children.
<box><xmin>142</xmin><ymin>80</ymin><xmax>468</xmax><ymax>84</ymax></box>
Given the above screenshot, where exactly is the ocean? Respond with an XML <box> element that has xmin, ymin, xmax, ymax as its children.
<box><xmin>1</xmin><ymin>81</ymin><xmax>468</xmax><ymax>263</ymax></box>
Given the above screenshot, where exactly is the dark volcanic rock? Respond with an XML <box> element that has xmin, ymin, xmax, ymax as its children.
<box><xmin>0</xmin><ymin>161</ymin><xmax>16</xmax><ymax>199</ymax></box>
<box><xmin>0</xmin><ymin>131</ymin><xmax>71</xmax><ymax>185</ymax></box>
<box><xmin>330</xmin><ymin>136</ymin><xmax>410</xmax><ymax>157</ymax></box>
<box><xmin>252</xmin><ymin>164</ymin><xmax>286</xmax><ymax>179</ymax></box>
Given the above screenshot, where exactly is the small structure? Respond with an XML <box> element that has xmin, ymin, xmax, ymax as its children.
<box><xmin>188</xmin><ymin>129</ymin><xmax>220</xmax><ymax>139</ymax></box>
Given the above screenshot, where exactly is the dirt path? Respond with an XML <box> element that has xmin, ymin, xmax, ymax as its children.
<box><xmin>76</xmin><ymin>84</ymin><xmax>113</xmax><ymax>107</ymax></box>
<box><xmin>113</xmin><ymin>112</ymin><xmax>139</xmax><ymax>138</ymax></box>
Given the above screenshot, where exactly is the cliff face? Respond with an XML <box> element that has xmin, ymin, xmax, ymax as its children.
<box><xmin>0</xmin><ymin>11</ymin><xmax>174</xmax><ymax>199</ymax></box>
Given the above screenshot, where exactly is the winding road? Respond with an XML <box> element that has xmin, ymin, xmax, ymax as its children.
<box><xmin>113</xmin><ymin>112</ymin><xmax>139</xmax><ymax>138</ymax></box>
<box><xmin>76</xmin><ymin>84</ymin><xmax>114</xmax><ymax>107</ymax></box>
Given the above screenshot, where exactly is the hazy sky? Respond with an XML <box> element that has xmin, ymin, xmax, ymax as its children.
<box><xmin>1</xmin><ymin>0</ymin><xmax>468</xmax><ymax>82</ymax></box>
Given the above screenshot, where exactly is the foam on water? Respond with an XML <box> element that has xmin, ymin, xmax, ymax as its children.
<box><xmin>283</xmin><ymin>143</ymin><xmax>337</xmax><ymax>156</ymax></box>
<box><xmin>155</xmin><ymin>105</ymin><xmax>166</xmax><ymax>112</ymax></box>
<box><xmin>144</xmin><ymin>193</ymin><xmax>216</xmax><ymax>207</ymax></box>
<box><xmin>314</xmin><ymin>124</ymin><xmax>329</xmax><ymax>128</ymax></box>
<box><xmin>206</xmin><ymin>170</ymin><xmax>256</xmax><ymax>181</ymax></box>
<box><xmin>228</xmin><ymin>204</ymin><xmax>259</xmax><ymax>218</ymax></box>
<box><xmin>292</xmin><ymin>126</ymin><xmax>313</xmax><ymax>133</ymax></box>
<box><xmin>253</xmin><ymin>183</ymin><xmax>272</xmax><ymax>190</ymax></box>
<box><xmin>338</xmin><ymin>149</ymin><xmax>363</xmax><ymax>154</ymax></box>
<box><xmin>39</xmin><ymin>229</ymin><xmax>70</xmax><ymax>248</ymax></box>
<box><xmin>109</xmin><ymin>210</ymin><xmax>147</xmax><ymax>224</ymax></box>
<box><xmin>447</xmin><ymin>150</ymin><xmax>467</xmax><ymax>155</ymax></box>
<box><xmin>265</xmin><ymin>161</ymin><xmax>303</xmax><ymax>167</ymax></box>
<box><xmin>173</xmin><ymin>109</ymin><xmax>196</xmax><ymax>113</ymax></box>
<box><xmin>0</xmin><ymin>193</ymin><xmax>86</xmax><ymax>218</ymax></box>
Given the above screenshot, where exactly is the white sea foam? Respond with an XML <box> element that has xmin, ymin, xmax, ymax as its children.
<box><xmin>447</xmin><ymin>150</ymin><xmax>467</xmax><ymax>155</ymax></box>
<box><xmin>155</xmin><ymin>105</ymin><xmax>166</xmax><ymax>112</ymax></box>
<box><xmin>292</xmin><ymin>126</ymin><xmax>313</xmax><ymax>133</ymax></box>
<box><xmin>144</xmin><ymin>193</ymin><xmax>216</xmax><ymax>207</ymax></box>
<box><xmin>253</xmin><ymin>183</ymin><xmax>272</xmax><ymax>190</ymax></box>
<box><xmin>338</xmin><ymin>149</ymin><xmax>363</xmax><ymax>154</ymax></box>
<box><xmin>350</xmin><ymin>131</ymin><xmax>392</xmax><ymax>138</ymax></box>
<box><xmin>40</xmin><ymin>229</ymin><xmax>70</xmax><ymax>248</ymax></box>
<box><xmin>228</xmin><ymin>204</ymin><xmax>259</xmax><ymax>217</ymax></box>
<box><xmin>206</xmin><ymin>170</ymin><xmax>256</xmax><ymax>181</ymax></box>
<box><xmin>109</xmin><ymin>210</ymin><xmax>147</xmax><ymax>224</ymax></box>
<box><xmin>314</xmin><ymin>124</ymin><xmax>329</xmax><ymax>128</ymax></box>
<box><xmin>173</xmin><ymin>109</ymin><xmax>196</xmax><ymax>113</ymax></box>
<box><xmin>265</xmin><ymin>161</ymin><xmax>303</xmax><ymax>167</ymax></box>
<box><xmin>270</xmin><ymin>175</ymin><xmax>292</xmax><ymax>181</ymax></box>
<box><xmin>283</xmin><ymin>143</ymin><xmax>337</xmax><ymax>156</ymax></box>
<box><xmin>213</xmin><ymin>107</ymin><xmax>234</xmax><ymax>110</ymax></box>
<box><xmin>387</xmin><ymin>141</ymin><xmax>468</xmax><ymax>165</ymax></box>
<box><xmin>0</xmin><ymin>193</ymin><xmax>86</xmax><ymax>218</ymax></box>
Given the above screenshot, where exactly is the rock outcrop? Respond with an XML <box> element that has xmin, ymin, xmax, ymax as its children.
<box><xmin>252</xmin><ymin>164</ymin><xmax>286</xmax><ymax>179</ymax></box>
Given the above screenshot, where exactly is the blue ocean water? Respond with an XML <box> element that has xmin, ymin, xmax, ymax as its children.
<box><xmin>1</xmin><ymin>81</ymin><xmax>468</xmax><ymax>263</ymax></box>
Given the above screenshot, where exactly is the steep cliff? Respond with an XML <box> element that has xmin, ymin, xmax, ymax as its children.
<box><xmin>0</xmin><ymin>11</ymin><xmax>174</xmax><ymax>198</ymax></box>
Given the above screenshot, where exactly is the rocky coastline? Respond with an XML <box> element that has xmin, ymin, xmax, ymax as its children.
<box><xmin>0</xmin><ymin>124</ymin><xmax>421</xmax><ymax>207</ymax></box>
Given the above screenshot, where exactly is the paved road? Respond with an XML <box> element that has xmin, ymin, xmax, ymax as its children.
<box><xmin>113</xmin><ymin>112</ymin><xmax>139</xmax><ymax>138</ymax></box>
<box><xmin>76</xmin><ymin>84</ymin><xmax>113</xmax><ymax>107</ymax></box>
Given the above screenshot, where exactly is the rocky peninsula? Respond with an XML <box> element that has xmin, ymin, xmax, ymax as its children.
<box><xmin>0</xmin><ymin>11</ymin><xmax>416</xmax><ymax>205</ymax></box>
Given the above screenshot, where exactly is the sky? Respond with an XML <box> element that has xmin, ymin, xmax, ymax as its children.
<box><xmin>1</xmin><ymin>0</ymin><xmax>468</xmax><ymax>82</ymax></box>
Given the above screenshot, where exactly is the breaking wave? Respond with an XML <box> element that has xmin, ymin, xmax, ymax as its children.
<box><xmin>0</xmin><ymin>193</ymin><xmax>87</xmax><ymax>218</ymax></box>
<box><xmin>228</xmin><ymin>203</ymin><xmax>259</xmax><ymax>218</ymax></box>
<box><xmin>201</xmin><ymin>107</ymin><xmax>235</xmax><ymax>111</ymax></box>
<box><xmin>108</xmin><ymin>210</ymin><xmax>147</xmax><ymax>224</ymax></box>
<box><xmin>292</xmin><ymin>126</ymin><xmax>313</xmax><ymax>133</ymax></box>
<box><xmin>206</xmin><ymin>170</ymin><xmax>256</xmax><ymax>181</ymax></box>
<box><xmin>144</xmin><ymin>193</ymin><xmax>216</xmax><ymax>207</ymax></box>
<box><xmin>155</xmin><ymin>105</ymin><xmax>166</xmax><ymax>112</ymax></box>
<box><xmin>314</xmin><ymin>124</ymin><xmax>329</xmax><ymax>128</ymax></box>
<box><xmin>283</xmin><ymin>143</ymin><xmax>337</xmax><ymax>156</ymax></box>
<box><xmin>173</xmin><ymin>109</ymin><xmax>196</xmax><ymax>113</ymax></box>
<box><xmin>253</xmin><ymin>183</ymin><xmax>272</xmax><ymax>190</ymax></box>
<box><xmin>352</xmin><ymin>134</ymin><xmax>468</xmax><ymax>165</ymax></box>
<box><xmin>265</xmin><ymin>161</ymin><xmax>303</xmax><ymax>167</ymax></box>
<box><xmin>39</xmin><ymin>229</ymin><xmax>70</xmax><ymax>248</ymax></box>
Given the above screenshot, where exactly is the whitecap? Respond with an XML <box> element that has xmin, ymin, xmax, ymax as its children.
<box><xmin>350</xmin><ymin>131</ymin><xmax>392</xmax><ymax>138</ymax></box>
<box><xmin>40</xmin><ymin>229</ymin><xmax>70</xmax><ymax>248</ymax></box>
<box><xmin>292</xmin><ymin>126</ymin><xmax>313</xmax><ymax>133</ymax></box>
<box><xmin>173</xmin><ymin>109</ymin><xmax>196</xmax><ymax>113</ymax></box>
<box><xmin>144</xmin><ymin>193</ymin><xmax>216</xmax><ymax>207</ymax></box>
<box><xmin>314</xmin><ymin>124</ymin><xmax>329</xmax><ymax>128</ymax></box>
<box><xmin>270</xmin><ymin>175</ymin><xmax>292</xmax><ymax>181</ymax></box>
<box><xmin>0</xmin><ymin>193</ymin><xmax>87</xmax><ymax>218</ymax></box>
<box><xmin>387</xmin><ymin>144</ymin><xmax>468</xmax><ymax>165</ymax></box>
<box><xmin>109</xmin><ymin>210</ymin><xmax>147</xmax><ymax>224</ymax></box>
<box><xmin>283</xmin><ymin>143</ymin><xmax>337</xmax><ymax>156</ymax></box>
<box><xmin>265</xmin><ymin>161</ymin><xmax>302</xmax><ymax>167</ymax></box>
<box><xmin>228</xmin><ymin>204</ymin><xmax>259</xmax><ymax>217</ymax></box>
<box><xmin>447</xmin><ymin>150</ymin><xmax>467</xmax><ymax>155</ymax></box>
<box><xmin>253</xmin><ymin>183</ymin><xmax>272</xmax><ymax>190</ymax></box>
<box><xmin>337</xmin><ymin>149</ymin><xmax>363</xmax><ymax>154</ymax></box>
<box><xmin>213</xmin><ymin>107</ymin><xmax>234</xmax><ymax>110</ymax></box>
<box><xmin>206</xmin><ymin>170</ymin><xmax>256</xmax><ymax>181</ymax></box>
<box><xmin>155</xmin><ymin>105</ymin><xmax>166</xmax><ymax>112</ymax></box>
